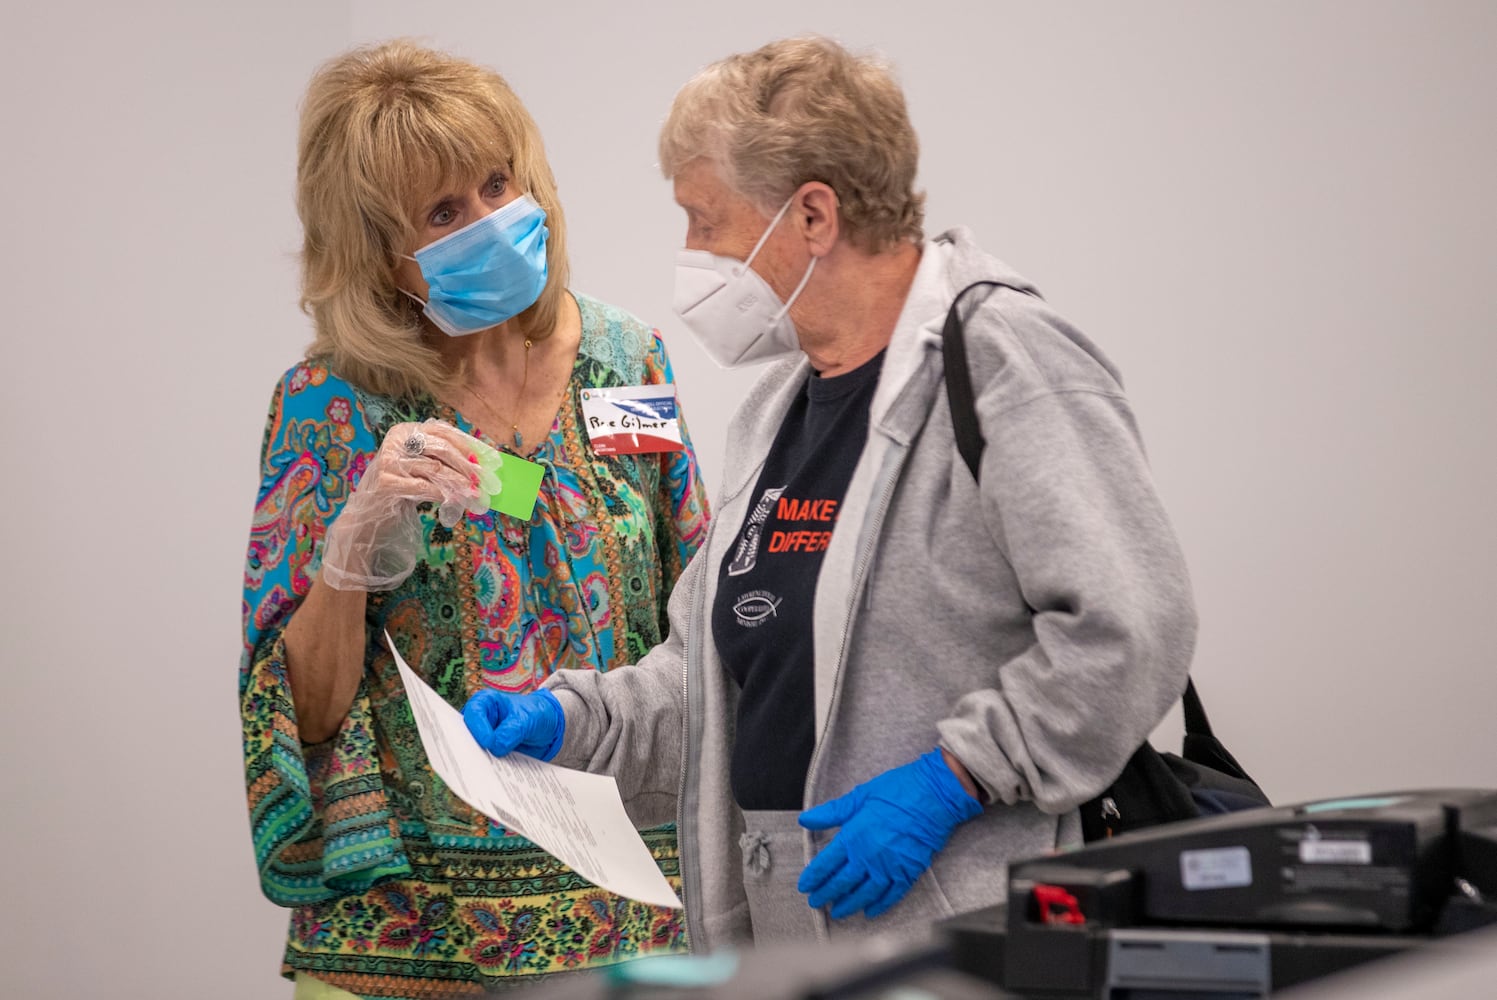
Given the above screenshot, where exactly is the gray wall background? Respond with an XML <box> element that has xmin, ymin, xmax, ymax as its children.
<box><xmin>1</xmin><ymin>2</ymin><xmax>1492</xmax><ymax>997</ymax></box>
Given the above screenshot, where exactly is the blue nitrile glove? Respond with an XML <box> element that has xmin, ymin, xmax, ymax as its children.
<box><xmin>798</xmin><ymin>749</ymin><xmax>983</xmax><ymax>920</ymax></box>
<box><xmin>462</xmin><ymin>688</ymin><xmax>566</xmax><ymax>762</ymax></box>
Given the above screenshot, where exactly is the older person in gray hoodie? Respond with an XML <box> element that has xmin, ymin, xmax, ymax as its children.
<box><xmin>463</xmin><ymin>36</ymin><xmax>1197</xmax><ymax>951</ymax></box>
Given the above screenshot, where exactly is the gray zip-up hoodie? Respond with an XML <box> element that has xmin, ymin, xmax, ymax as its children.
<box><xmin>547</xmin><ymin>227</ymin><xmax>1197</xmax><ymax>950</ymax></box>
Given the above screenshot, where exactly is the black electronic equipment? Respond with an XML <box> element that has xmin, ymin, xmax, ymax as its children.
<box><xmin>946</xmin><ymin>789</ymin><xmax>1497</xmax><ymax>998</ymax></box>
<box><xmin>1012</xmin><ymin>788</ymin><xmax>1497</xmax><ymax>933</ymax></box>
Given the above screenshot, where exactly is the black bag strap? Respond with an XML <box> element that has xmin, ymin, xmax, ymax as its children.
<box><xmin>942</xmin><ymin>280</ymin><xmax>1216</xmax><ymax>742</ymax></box>
<box><xmin>1181</xmin><ymin>677</ymin><xmax>1212</xmax><ymax>738</ymax></box>
<box><xmin>942</xmin><ymin>280</ymin><xmax>1013</xmax><ymax>483</ymax></box>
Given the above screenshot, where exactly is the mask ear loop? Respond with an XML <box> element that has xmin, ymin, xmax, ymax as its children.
<box><xmin>391</xmin><ymin>243</ymin><xmax>429</xmax><ymax>308</ymax></box>
<box><xmin>743</xmin><ymin>193</ymin><xmax>819</xmax><ymax>319</ymax></box>
<box><xmin>772</xmin><ymin>256</ymin><xmax>817</xmax><ymax>322</ymax></box>
<box><xmin>740</xmin><ymin>195</ymin><xmax>798</xmax><ymax>274</ymax></box>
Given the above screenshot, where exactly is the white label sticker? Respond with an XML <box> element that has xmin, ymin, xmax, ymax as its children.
<box><xmin>1180</xmin><ymin>847</ymin><xmax>1253</xmax><ymax>890</ymax></box>
<box><xmin>579</xmin><ymin>385</ymin><xmax>684</xmax><ymax>455</ymax></box>
<box><xmin>1299</xmin><ymin>840</ymin><xmax>1373</xmax><ymax>865</ymax></box>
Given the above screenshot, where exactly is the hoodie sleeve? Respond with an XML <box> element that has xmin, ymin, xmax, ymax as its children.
<box><xmin>935</xmin><ymin>324</ymin><xmax>1198</xmax><ymax>813</ymax></box>
<box><xmin>541</xmin><ymin>543</ymin><xmax>701</xmax><ymax>829</ymax></box>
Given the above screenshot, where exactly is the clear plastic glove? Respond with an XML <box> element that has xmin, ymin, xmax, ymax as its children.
<box><xmin>463</xmin><ymin>688</ymin><xmax>566</xmax><ymax>762</ymax></box>
<box><xmin>798</xmin><ymin>749</ymin><xmax>982</xmax><ymax>920</ymax></box>
<box><xmin>320</xmin><ymin>419</ymin><xmax>490</xmax><ymax>591</ymax></box>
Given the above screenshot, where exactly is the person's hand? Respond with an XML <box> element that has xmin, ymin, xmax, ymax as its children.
<box><xmin>463</xmin><ymin>688</ymin><xmax>566</xmax><ymax>762</ymax></box>
<box><xmin>320</xmin><ymin>420</ymin><xmax>489</xmax><ymax>591</ymax></box>
<box><xmin>798</xmin><ymin>749</ymin><xmax>982</xmax><ymax>920</ymax></box>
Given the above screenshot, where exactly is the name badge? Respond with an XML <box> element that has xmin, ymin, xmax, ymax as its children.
<box><xmin>580</xmin><ymin>385</ymin><xmax>684</xmax><ymax>455</ymax></box>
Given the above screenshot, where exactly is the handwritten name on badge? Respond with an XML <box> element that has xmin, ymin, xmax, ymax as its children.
<box><xmin>580</xmin><ymin>385</ymin><xmax>685</xmax><ymax>456</ymax></box>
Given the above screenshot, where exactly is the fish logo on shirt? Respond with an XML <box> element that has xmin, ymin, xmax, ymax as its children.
<box><xmin>733</xmin><ymin>590</ymin><xmax>782</xmax><ymax>628</ymax></box>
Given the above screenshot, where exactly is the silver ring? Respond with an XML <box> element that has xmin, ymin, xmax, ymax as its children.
<box><xmin>403</xmin><ymin>430</ymin><xmax>427</xmax><ymax>457</ymax></box>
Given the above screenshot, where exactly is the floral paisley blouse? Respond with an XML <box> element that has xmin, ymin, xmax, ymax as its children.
<box><xmin>239</xmin><ymin>295</ymin><xmax>709</xmax><ymax>996</ymax></box>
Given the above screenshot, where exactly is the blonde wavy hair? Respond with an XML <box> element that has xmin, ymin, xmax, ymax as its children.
<box><xmin>659</xmin><ymin>36</ymin><xmax>924</xmax><ymax>252</ymax></box>
<box><xmin>296</xmin><ymin>40</ymin><xmax>570</xmax><ymax>400</ymax></box>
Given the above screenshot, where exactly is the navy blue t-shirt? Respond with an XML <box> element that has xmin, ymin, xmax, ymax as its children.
<box><xmin>712</xmin><ymin>351</ymin><xmax>885</xmax><ymax>810</ymax></box>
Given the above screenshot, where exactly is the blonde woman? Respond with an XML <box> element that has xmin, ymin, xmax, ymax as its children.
<box><xmin>239</xmin><ymin>40</ymin><xmax>707</xmax><ymax>997</ymax></box>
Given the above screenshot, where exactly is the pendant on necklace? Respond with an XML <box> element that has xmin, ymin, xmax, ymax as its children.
<box><xmin>512</xmin><ymin>339</ymin><xmax>533</xmax><ymax>452</ymax></box>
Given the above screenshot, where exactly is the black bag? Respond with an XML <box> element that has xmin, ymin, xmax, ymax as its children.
<box><xmin>940</xmin><ymin>280</ymin><xmax>1270</xmax><ymax>841</ymax></box>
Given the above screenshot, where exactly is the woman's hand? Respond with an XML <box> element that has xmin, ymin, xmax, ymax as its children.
<box><xmin>798</xmin><ymin>749</ymin><xmax>983</xmax><ymax>920</ymax></box>
<box><xmin>287</xmin><ymin>420</ymin><xmax>488</xmax><ymax>742</ymax></box>
<box><xmin>321</xmin><ymin>420</ymin><xmax>488</xmax><ymax>591</ymax></box>
<box><xmin>463</xmin><ymin>689</ymin><xmax>567</xmax><ymax>762</ymax></box>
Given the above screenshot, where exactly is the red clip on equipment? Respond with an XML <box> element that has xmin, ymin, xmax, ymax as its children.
<box><xmin>1032</xmin><ymin>884</ymin><xmax>1087</xmax><ymax>926</ymax></box>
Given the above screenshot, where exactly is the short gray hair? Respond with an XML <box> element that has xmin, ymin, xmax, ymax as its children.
<box><xmin>659</xmin><ymin>36</ymin><xmax>925</xmax><ymax>251</ymax></box>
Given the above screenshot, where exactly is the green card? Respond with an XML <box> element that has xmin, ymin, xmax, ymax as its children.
<box><xmin>489</xmin><ymin>450</ymin><xmax>545</xmax><ymax>520</ymax></box>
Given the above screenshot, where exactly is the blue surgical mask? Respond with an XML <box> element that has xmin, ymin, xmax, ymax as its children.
<box><xmin>402</xmin><ymin>195</ymin><xmax>550</xmax><ymax>336</ymax></box>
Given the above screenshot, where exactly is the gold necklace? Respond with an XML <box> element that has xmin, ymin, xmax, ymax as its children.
<box><xmin>460</xmin><ymin>338</ymin><xmax>532</xmax><ymax>450</ymax></box>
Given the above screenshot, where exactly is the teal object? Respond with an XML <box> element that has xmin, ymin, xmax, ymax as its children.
<box><xmin>603</xmin><ymin>951</ymin><xmax>739</xmax><ymax>987</ymax></box>
<box><xmin>1302</xmin><ymin>796</ymin><xmax>1409</xmax><ymax>814</ymax></box>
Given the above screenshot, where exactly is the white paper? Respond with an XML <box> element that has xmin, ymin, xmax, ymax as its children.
<box><xmin>387</xmin><ymin>633</ymin><xmax>681</xmax><ymax>909</ymax></box>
